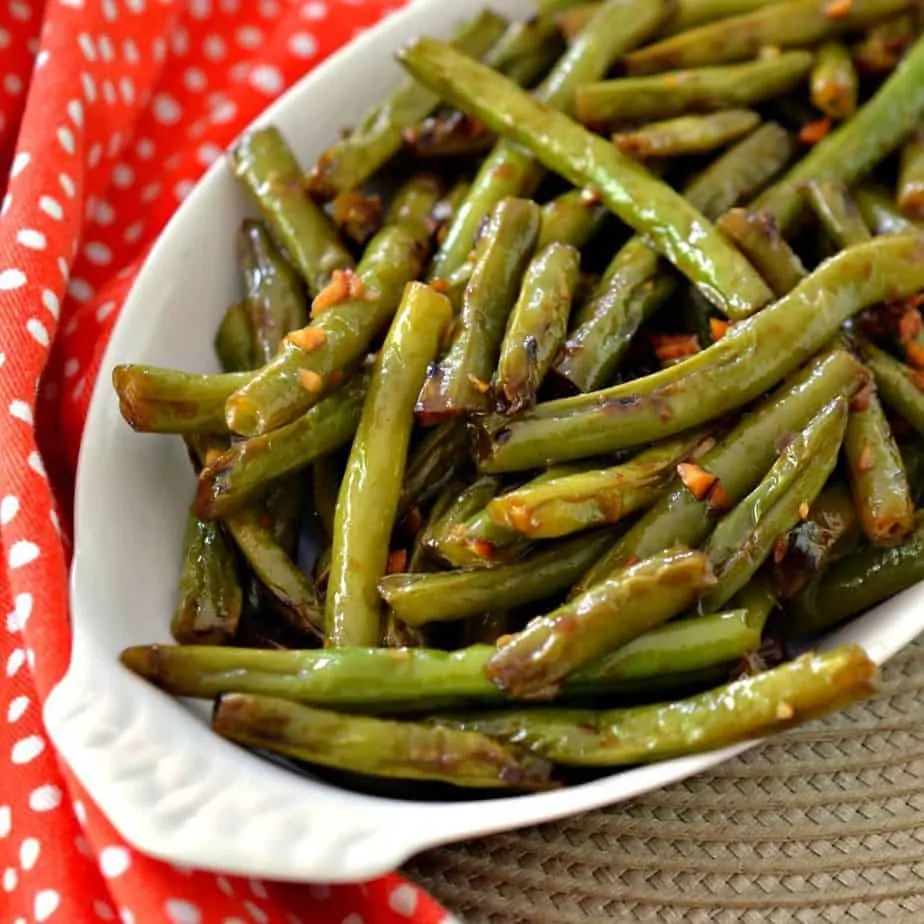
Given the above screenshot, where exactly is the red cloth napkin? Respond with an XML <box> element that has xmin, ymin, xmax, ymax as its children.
<box><xmin>0</xmin><ymin>1</ymin><xmax>458</xmax><ymax>921</ymax></box>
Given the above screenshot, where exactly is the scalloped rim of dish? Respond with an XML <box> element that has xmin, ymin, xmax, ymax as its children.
<box><xmin>43</xmin><ymin>0</ymin><xmax>924</xmax><ymax>883</ymax></box>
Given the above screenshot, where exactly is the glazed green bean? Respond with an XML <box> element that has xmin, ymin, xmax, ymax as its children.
<box><xmin>854</xmin><ymin>334</ymin><xmax>924</xmax><ymax>437</ymax></box>
<box><xmin>898</xmin><ymin>132</ymin><xmax>924</xmax><ymax>220</ymax></box>
<box><xmin>401</xmin><ymin>37</ymin><xmax>774</xmax><ymax>319</ymax></box>
<box><xmin>854</xmin><ymin>183</ymin><xmax>924</xmax><ymax>235</ymax></box>
<box><xmin>474</xmin><ymin>235</ymin><xmax>924</xmax><ymax>473</ymax></box>
<box><xmin>573</xmin><ymin>348</ymin><xmax>866</xmax><ymax>594</ymax></box>
<box><xmin>716</xmin><ymin>207</ymin><xmax>807</xmax><ymax>296</ymax></box>
<box><xmin>661</xmin><ymin>0</ymin><xmax>791</xmax><ymax>36</ymax></box>
<box><xmin>485</xmin><ymin>549</ymin><xmax>715</xmax><ymax>699</ymax></box>
<box><xmin>213</xmin><ymin>693</ymin><xmax>557</xmax><ymax>791</ymax></box>
<box><xmin>538</xmin><ymin>189</ymin><xmax>608</xmax><ymax>250</ymax></box>
<box><xmin>305</xmin><ymin>10</ymin><xmax>508</xmax><ymax>199</ymax></box>
<box><xmin>215</xmin><ymin>301</ymin><xmax>255</xmax><ymax>374</ymax></box>
<box><xmin>231</xmin><ymin>127</ymin><xmax>353</xmax><ymax>297</ymax></box>
<box><xmin>577</xmin><ymin>52</ymin><xmax>813</xmax><ymax>124</ymax></box>
<box><xmin>112</xmin><ymin>365</ymin><xmax>246</xmax><ymax>434</ymax></box>
<box><xmin>195</xmin><ymin>370</ymin><xmax>369</xmax><ymax>519</ymax></box>
<box><xmin>427</xmin><ymin>477</ymin><xmax>505</xmax><ymax>563</ymax></box>
<box><xmin>787</xmin><ymin>513</ymin><xmax>924</xmax><ymax>635</ymax></box>
<box><xmin>429</xmin><ymin>0</ymin><xmax>666</xmax><ymax>281</ymax></box>
<box><xmin>624</xmin><ymin>0</ymin><xmax>910</xmax><ymax>74</ymax></box>
<box><xmin>327</xmin><ymin>283</ymin><xmax>453</xmax><ymax>647</ymax></box>
<box><xmin>483</xmin><ymin>12</ymin><xmax>565</xmax><ymax>87</ymax></box>
<box><xmin>487</xmin><ymin>430</ymin><xmax>709</xmax><ymax>539</ymax></box>
<box><xmin>702</xmin><ymin>396</ymin><xmax>848</xmax><ymax>612</ymax></box>
<box><xmin>495</xmin><ymin>242</ymin><xmax>581</xmax><ymax>413</ymax></box>
<box><xmin>418</xmin><ymin>198</ymin><xmax>541</xmax><ymax>418</ymax></box>
<box><xmin>613</xmin><ymin>109</ymin><xmax>761</xmax><ymax>159</ymax></box>
<box><xmin>810</xmin><ymin>42</ymin><xmax>858</xmax><ymax>121</ymax></box>
<box><xmin>379</xmin><ymin>530</ymin><xmax>616</xmax><ymax>627</ymax></box>
<box><xmin>753</xmin><ymin>33</ymin><xmax>924</xmax><ymax>233</ymax></box>
<box><xmin>803</xmin><ymin>179</ymin><xmax>872</xmax><ymax>249</ymax></box>
<box><xmin>226</xmin><ymin>173</ymin><xmax>439</xmax><ymax>436</ymax></box>
<box><xmin>843</xmin><ymin>384</ymin><xmax>915</xmax><ymax>545</ymax></box>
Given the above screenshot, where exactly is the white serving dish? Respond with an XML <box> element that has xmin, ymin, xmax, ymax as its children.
<box><xmin>44</xmin><ymin>0</ymin><xmax>924</xmax><ymax>884</ymax></box>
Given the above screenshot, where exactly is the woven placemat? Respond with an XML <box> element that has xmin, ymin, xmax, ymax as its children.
<box><xmin>405</xmin><ymin>635</ymin><xmax>924</xmax><ymax>923</ymax></box>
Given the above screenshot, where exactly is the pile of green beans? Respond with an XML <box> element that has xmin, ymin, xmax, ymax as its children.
<box><xmin>118</xmin><ymin>0</ymin><xmax>924</xmax><ymax>794</ymax></box>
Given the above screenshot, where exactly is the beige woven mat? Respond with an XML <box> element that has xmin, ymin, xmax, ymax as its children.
<box><xmin>405</xmin><ymin>635</ymin><xmax>924</xmax><ymax>923</ymax></box>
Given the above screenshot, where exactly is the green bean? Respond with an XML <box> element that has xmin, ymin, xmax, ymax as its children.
<box><xmin>732</xmin><ymin>574</ymin><xmax>779</xmax><ymax>635</ymax></box>
<box><xmin>474</xmin><ymin>235</ymin><xmax>924</xmax><ymax>473</ymax></box>
<box><xmin>225</xmin><ymin>174</ymin><xmax>439</xmax><ymax>436</ymax></box>
<box><xmin>855</xmin><ymin>334</ymin><xmax>924</xmax><ymax>437</ymax></box>
<box><xmin>537</xmin><ymin>0</ymin><xmax>601</xmax><ymax>13</ymax></box>
<box><xmin>613</xmin><ymin>109</ymin><xmax>761</xmax><ymax>159</ymax></box>
<box><xmin>495</xmin><ymin>242</ymin><xmax>580</xmax><ymax>413</ymax></box>
<box><xmin>213</xmin><ymin>693</ymin><xmax>556</xmax><ymax>791</ymax></box>
<box><xmin>305</xmin><ymin>10</ymin><xmax>508</xmax><ymax>199</ymax></box>
<box><xmin>702</xmin><ymin>396</ymin><xmax>848</xmax><ymax>611</ymax></box>
<box><xmin>482</xmin><ymin>13</ymin><xmax>566</xmax><ymax>87</ymax></box>
<box><xmin>538</xmin><ymin>189</ymin><xmax>608</xmax><ymax>250</ymax></box>
<box><xmin>810</xmin><ymin>42</ymin><xmax>858</xmax><ymax>121</ymax></box>
<box><xmin>327</xmin><ymin>283</ymin><xmax>453</xmax><ymax>647</ymax></box>
<box><xmin>112</xmin><ymin>365</ymin><xmax>246</xmax><ymax>434</ymax></box>
<box><xmin>230</xmin><ymin>127</ymin><xmax>353</xmax><ymax>297</ymax></box>
<box><xmin>624</xmin><ymin>0</ymin><xmax>910</xmax><ymax>75</ymax></box>
<box><xmin>576</xmin><ymin>52</ymin><xmax>813</xmax><ymax>124</ymax></box>
<box><xmin>716</xmin><ymin>207</ymin><xmax>808</xmax><ymax>296</ymax></box>
<box><xmin>311</xmin><ymin>453</ymin><xmax>342</xmax><ymax>543</ymax></box>
<box><xmin>224</xmin><ymin>507</ymin><xmax>323</xmax><ymax>639</ymax></box>
<box><xmin>171</xmin><ymin>516</ymin><xmax>242</xmax><ymax>646</ymax></box>
<box><xmin>418</xmin><ymin>198</ymin><xmax>541</xmax><ymax>419</ymax></box>
<box><xmin>402</xmin><ymin>38</ymin><xmax>774</xmax><ymax>320</ymax></box>
<box><xmin>855</xmin><ymin>183</ymin><xmax>924</xmax><ymax>235</ymax></box>
<box><xmin>662</xmin><ymin>0</ymin><xmax>792</xmax><ymax>35</ymax></box>
<box><xmin>408</xmin><ymin>478</ymin><xmax>470</xmax><ymax>572</ymax></box>
<box><xmin>435</xmin><ymin>645</ymin><xmax>877</xmax><ymax>765</ymax></box>
<box><xmin>844</xmin><ymin>384</ymin><xmax>915</xmax><ymax>545</ymax></box>
<box><xmin>803</xmin><ymin>178</ymin><xmax>872</xmax><ymax>250</ymax></box>
<box><xmin>485</xmin><ymin>549</ymin><xmax>715</xmax><ymax>700</ymax></box>
<box><xmin>427</xmin><ymin>477</ymin><xmax>505</xmax><ymax>564</ymax></box>
<box><xmin>898</xmin><ymin>132</ymin><xmax>924</xmax><ymax>220</ymax></box>
<box><xmin>195</xmin><ymin>370</ymin><xmax>368</xmax><ymax>519</ymax></box>
<box><xmin>428</xmin><ymin>0</ymin><xmax>671</xmax><ymax>281</ymax></box>
<box><xmin>238</xmin><ymin>220</ymin><xmax>309</xmax><ymax>364</ymax></box>
<box><xmin>572</xmin><ymin>348</ymin><xmax>867</xmax><ymax>594</ymax></box>
<box><xmin>753</xmin><ymin>33</ymin><xmax>924</xmax><ymax>234</ymax></box>
<box><xmin>121</xmin><ymin>608</ymin><xmax>761</xmax><ymax>710</ymax></box>
<box><xmin>215</xmin><ymin>302</ymin><xmax>255</xmax><ymax>374</ymax></box>
<box><xmin>787</xmin><ymin>512</ymin><xmax>924</xmax><ymax>634</ymax></box>
<box><xmin>487</xmin><ymin>430</ymin><xmax>709</xmax><ymax>539</ymax></box>
<box><xmin>379</xmin><ymin>530</ymin><xmax>616</xmax><ymax>627</ymax></box>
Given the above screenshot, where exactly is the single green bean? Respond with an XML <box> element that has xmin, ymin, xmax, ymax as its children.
<box><xmin>226</xmin><ymin>173</ymin><xmax>439</xmax><ymax>436</ymax></box>
<box><xmin>572</xmin><ymin>348</ymin><xmax>866</xmax><ymax>594</ymax></box>
<box><xmin>487</xmin><ymin>429</ymin><xmax>709</xmax><ymax>539</ymax></box>
<box><xmin>810</xmin><ymin>42</ymin><xmax>858</xmax><ymax>121</ymax></box>
<box><xmin>855</xmin><ymin>183</ymin><xmax>923</xmax><ymax>235</ymax></box>
<box><xmin>624</xmin><ymin>0</ymin><xmax>910</xmax><ymax>74</ymax></box>
<box><xmin>474</xmin><ymin>235</ymin><xmax>924</xmax><ymax>473</ymax></box>
<box><xmin>195</xmin><ymin>370</ymin><xmax>368</xmax><ymax>519</ymax></box>
<box><xmin>803</xmin><ymin>179</ymin><xmax>872</xmax><ymax>249</ymax></box>
<box><xmin>844</xmin><ymin>384</ymin><xmax>915</xmax><ymax>545</ymax></box>
<box><xmin>613</xmin><ymin>109</ymin><xmax>761</xmax><ymax>159</ymax></box>
<box><xmin>427</xmin><ymin>477</ymin><xmax>505</xmax><ymax>564</ymax></box>
<box><xmin>787</xmin><ymin>512</ymin><xmax>924</xmax><ymax>634</ymax></box>
<box><xmin>577</xmin><ymin>52</ymin><xmax>813</xmax><ymax>124</ymax></box>
<box><xmin>379</xmin><ymin>530</ymin><xmax>616</xmax><ymax>627</ymax></box>
<box><xmin>402</xmin><ymin>37</ymin><xmax>774</xmax><ymax>319</ymax></box>
<box><xmin>753</xmin><ymin>33</ymin><xmax>924</xmax><ymax>234</ymax></box>
<box><xmin>215</xmin><ymin>301</ymin><xmax>255</xmax><ymax>374</ymax></box>
<box><xmin>662</xmin><ymin>0</ymin><xmax>792</xmax><ymax>35</ymax></box>
<box><xmin>495</xmin><ymin>242</ymin><xmax>580</xmax><ymax>413</ymax></box>
<box><xmin>428</xmin><ymin>0</ymin><xmax>673</xmax><ymax>281</ymax></box>
<box><xmin>327</xmin><ymin>283</ymin><xmax>453</xmax><ymax>647</ymax></box>
<box><xmin>716</xmin><ymin>207</ymin><xmax>808</xmax><ymax>296</ymax></box>
<box><xmin>855</xmin><ymin>334</ymin><xmax>924</xmax><ymax>437</ymax></box>
<box><xmin>435</xmin><ymin>645</ymin><xmax>877</xmax><ymax>765</ymax></box>
<box><xmin>305</xmin><ymin>10</ymin><xmax>508</xmax><ymax>199</ymax></box>
<box><xmin>898</xmin><ymin>132</ymin><xmax>924</xmax><ymax>220</ymax></box>
<box><xmin>538</xmin><ymin>189</ymin><xmax>608</xmax><ymax>250</ymax></box>
<box><xmin>213</xmin><ymin>693</ymin><xmax>556</xmax><ymax>791</ymax></box>
<box><xmin>485</xmin><ymin>549</ymin><xmax>715</xmax><ymax>700</ymax></box>
<box><xmin>482</xmin><ymin>12</ymin><xmax>565</xmax><ymax>87</ymax></box>
<box><xmin>702</xmin><ymin>396</ymin><xmax>848</xmax><ymax>611</ymax></box>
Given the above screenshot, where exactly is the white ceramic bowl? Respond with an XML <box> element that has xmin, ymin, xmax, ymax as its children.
<box><xmin>45</xmin><ymin>0</ymin><xmax>924</xmax><ymax>884</ymax></box>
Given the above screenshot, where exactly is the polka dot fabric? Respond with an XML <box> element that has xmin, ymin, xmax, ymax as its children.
<box><xmin>0</xmin><ymin>1</ymin><xmax>458</xmax><ymax>922</ymax></box>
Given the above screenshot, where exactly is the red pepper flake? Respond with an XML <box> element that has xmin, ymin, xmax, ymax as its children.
<box><xmin>286</xmin><ymin>326</ymin><xmax>327</xmax><ymax>353</ymax></box>
<box><xmin>624</xmin><ymin>555</ymin><xmax>641</xmax><ymax>567</ymax></box>
<box><xmin>899</xmin><ymin>308</ymin><xmax>922</xmax><ymax>344</ymax></box>
<box><xmin>799</xmin><ymin>118</ymin><xmax>832</xmax><ymax>145</ymax></box>
<box><xmin>850</xmin><ymin>383</ymin><xmax>872</xmax><ymax>413</ymax></box>
<box><xmin>799</xmin><ymin>501</ymin><xmax>810</xmax><ymax>520</ymax></box>
<box><xmin>707</xmin><ymin>481</ymin><xmax>730</xmax><ymax>513</ymax></box>
<box><xmin>387</xmin><ymin>549</ymin><xmax>408</xmax><ymax>574</ymax></box>
<box><xmin>907</xmin><ymin>340</ymin><xmax>924</xmax><ymax>370</ymax></box>
<box><xmin>430</xmin><ymin>278</ymin><xmax>450</xmax><ymax>294</ymax></box>
<box><xmin>677</xmin><ymin>462</ymin><xmax>718</xmax><ymax>501</ymax></box>
<box><xmin>652</xmin><ymin>334</ymin><xmax>701</xmax><ymax>364</ymax></box>
<box><xmin>467</xmin><ymin>374</ymin><xmax>491</xmax><ymax>395</ymax></box>
<box><xmin>470</xmin><ymin>539</ymin><xmax>496</xmax><ymax>561</ymax></box>
<box><xmin>297</xmin><ymin>369</ymin><xmax>323</xmax><ymax>394</ymax></box>
<box><xmin>824</xmin><ymin>0</ymin><xmax>852</xmax><ymax>17</ymax></box>
<box><xmin>773</xmin><ymin>535</ymin><xmax>789</xmax><ymax>564</ymax></box>
<box><xmin>328</xmin><ymin>369</ymin><xmax>344</xmax><ymax>387</ymax></box>
<box><xmin>709</xmin><ymin>318</ymin><xmax>730</xmax><ymax>341</ymax></box>
<box><xmin>857</xmin><ymin>444</ymin><xmax>875</xmax><ymax>472</ymax></box>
